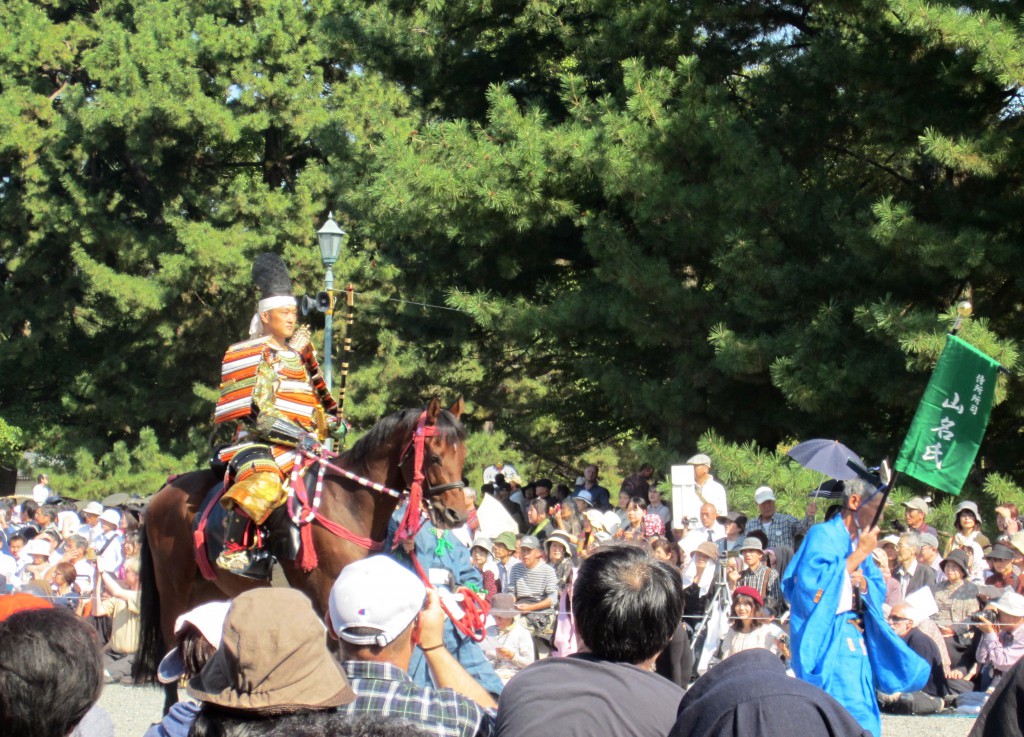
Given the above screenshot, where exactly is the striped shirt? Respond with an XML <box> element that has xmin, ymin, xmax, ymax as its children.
<box><xmin>508</xmin><ymin>562</ymin><xmax>559</xmax><ymax>608</ymax></box>
<box><xmin>341</xmin><ymin>660</ymin><xmax>494</xmax><ymax>737</ymax></box>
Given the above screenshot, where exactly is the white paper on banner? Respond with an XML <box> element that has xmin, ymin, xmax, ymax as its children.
<box><xmin>671</xmin><ymin>464</ymin><xmax>697</xmax><ymax>529</ymax></box>
<box><xmin>475</xmin><ymin>494</ymin><xmax>519</xmax><ymax>539</ymax></box>
<box><xmin>904</xmin><ymin>586</ymin><xmax>939</xmax><ymax>621</ymax></box>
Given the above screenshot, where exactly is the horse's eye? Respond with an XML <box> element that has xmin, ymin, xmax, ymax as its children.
<box><xmin>430</xmin><ymin>454</ymin><xmax>442</xmax><ymax>465</ymax></box>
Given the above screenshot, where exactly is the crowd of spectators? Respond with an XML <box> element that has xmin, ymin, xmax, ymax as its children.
<box><xmin>7</xmin><ymin>457</ymin><xmax>1024</xmax><ymax>737</ymax></box>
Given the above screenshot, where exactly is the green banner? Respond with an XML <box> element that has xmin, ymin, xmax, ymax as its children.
<box><xmin>895</xmin><ymin>335</ymin><xmax>1001</xmax><ymax>495</ymax></box>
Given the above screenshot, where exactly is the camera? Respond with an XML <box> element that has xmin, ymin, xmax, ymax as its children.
<box><xmin>970</xmin><ymin>609</ymin><xmax>998</xmax><ymax>624</ymax></box>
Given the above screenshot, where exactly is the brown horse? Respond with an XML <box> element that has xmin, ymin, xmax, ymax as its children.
<box><xmin>133</xmin><ymin>398</ymin><xmax>468</xmax><ymax>708</ymax></box>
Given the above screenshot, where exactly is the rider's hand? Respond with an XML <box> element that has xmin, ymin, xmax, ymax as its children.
<box><xmin>298</xmin><ymin>433</ymin><xmax>321</xmax><ymax>454</ymax></box>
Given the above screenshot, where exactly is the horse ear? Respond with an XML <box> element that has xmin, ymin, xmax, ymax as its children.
<box><xmin>448</xmin><ymin>396</ymin><xmax>464</xmax><ymax>419</ymax></box>
<box><xmin>426</xmin><ymin>397</ymin><xmax>441</xmax><ymax>425</ymax></box>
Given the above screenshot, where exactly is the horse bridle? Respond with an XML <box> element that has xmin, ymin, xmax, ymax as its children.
<box><xmin>397</xmin><ymin>415</ymin><xmax>465</xmax><ymax>497</ymax></box>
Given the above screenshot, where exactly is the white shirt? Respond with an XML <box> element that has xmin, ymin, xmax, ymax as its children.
<box><xmin>92</xmin><ymin>531</ymin><xmax>123</xmax><ymax>574</ymax></box>
<box><xmin>74</xmin><ymin>559</ymin><xmax>95</xmax><ymax>595</ymax></box>
<box><xmin>0</xmin><ymin>552</ymin><xmax>18</xmax><ymax>589</ymax></box>
<box><xmin>679</xmin><ymin>476</ymin><xmax>728</xmax><ymax>524</ymax></box>
<box><xmin>32</xmin><ymin>483</ymin><xmax>52</xmax><ymax>505</ymax></box>
<box><xmin>680</xmin><ymin>523</ymin><xmax>726</xmax><ymax>554</ymax></box>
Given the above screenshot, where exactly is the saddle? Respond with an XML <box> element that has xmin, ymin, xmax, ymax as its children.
<box><xmin>192</xmin><ymin>476</ymin><xmax>306</xmax><ymax>582</ymax></box>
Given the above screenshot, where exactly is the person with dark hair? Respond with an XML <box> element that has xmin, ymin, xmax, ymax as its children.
<box><xmin>47</xmin><ymin>561</ymin><xmax>79</xmax><ymax>609</ymax></box>
<box><xmin>32</xmin><ymin>474</ymin><xmax>52</xmax><ymax>505</ymax></box>
<box><xmin>668</xmin><ymin>649</ymin><xmax>870</xmax><ymax>737</ymax></box>
<box><xmin>720</xmin><ymin>586</ymin><xmax>788</xmax><ymax>661</ymax></box>
<box><xmin>525</xmin><ymin>498</ymin><xmax>552</xmax><ymax>542</ymax></box>
<box><xmin>619</xmin><ymin>464</ymin><xmax>655</xmax><ymax>502</ymax></box>
<box><xmin>0</xmin><ymin>606</ymin><xmax>111</xmax><ymax>737</ymax></box>
<box><xmin>264</xmin><ymin>714</ymin><xmax>432</xmax><ymax>737</ymax></box>
<box><xmin>495</xmin><ymin>544</ymin><xmax>685</xmax><ymax>737</ymax></box>
<box><xmin>782</xmin><ymin>478</ymin><xmax>929</xmax><ymax>737</ymax></box>
<box><xmin>145</xmin><ymin>602</ymin><xmax>230</xmax><ymax>737</ymax></box>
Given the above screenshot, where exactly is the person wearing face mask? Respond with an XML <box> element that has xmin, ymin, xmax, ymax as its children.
<box><xmin>782</xmin><ymin>478</ymin><xmax>930</xmax><ymax>737</ymax></box>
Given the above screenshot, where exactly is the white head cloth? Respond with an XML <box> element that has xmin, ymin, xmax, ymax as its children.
<box><xmin>248</xmin><ymin>295</ymin><xmax>297</xmax><ymax>338</ymax></box>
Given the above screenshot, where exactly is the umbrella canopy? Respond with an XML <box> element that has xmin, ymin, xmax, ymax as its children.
<box><xmin>808</xmin><ymin>479</ymin><xmax>845</xmax><ymax>499</ymax></box>
<box><xmin>787</xmin><ymin>439</ymin><xmax>862</xmax><ymax>480</ymax></box>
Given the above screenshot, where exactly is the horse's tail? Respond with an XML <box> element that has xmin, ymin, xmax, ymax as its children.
<box><xmin>132</xmin><ymin>523</ymin><xmax>165</xmax><ymax>685</ymax></box>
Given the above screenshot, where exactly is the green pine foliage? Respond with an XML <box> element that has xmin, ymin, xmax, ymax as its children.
<box><xmin>1</xmin><ymin>0</ymin><xmax>1023</xmax><ymax>500</ymax></box>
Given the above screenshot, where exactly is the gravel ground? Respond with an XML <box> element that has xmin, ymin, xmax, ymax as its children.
<box><xmin>99</xmin><ymin>683</ymin><xmax>979</xmax><ymax>737</ymax></box>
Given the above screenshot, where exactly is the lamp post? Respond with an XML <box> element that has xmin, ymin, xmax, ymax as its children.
<box><xmin>317</xmin><ymin>212</ymin><xmax>345</xmax><ymax>449</ymax></box>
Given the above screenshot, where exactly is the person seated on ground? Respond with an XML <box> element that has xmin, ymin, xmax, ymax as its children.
<box><xmin>985</xmin><ymin>543</ymin><xmax>1018</xmax><ymax>592</ymax></box>
<box><xmin>948</xmin><ymin>500</ymin><xmax>991</xmax><ymax>556</ymax></box>
<box><xmin>187</xmin><ymin>588</ymin><xmax>356</xmax><ymax>737</ymax></box>
<box><xmin>679</xmin><ymin>503</ymin><xmax>725</xmax><ymax>555</ymax></box>
<box><xmin>903</xmin><ymin>497</ymin><xmax>938</xmax><ymax>538</ymax></box>
<box><xmin>668</xmin><ymin>649</ymin><xmax>871</xmax><ymax>737</ymax></box>
<box><xmin>0</xmin><ymin>602</ymin><xmax>114</xmax><ymax>737</ymax></box>
<box><xmin>544</xmin><ymin>531</ymin><xmax>575</xmax><ymax>595</ymax></box>
<box><xmin>894</xmin><ymin>531</ymin><xmax>937</xmax><ymax>597</ymax></box>
<box><xmin>870</xmin><ymin>548</ymin><xmax>903</xmax><ymax>608</ymax></box>
<box><xmin>581</xmin><ymin>509</ymin><xmax>611</xmax><ymax>552</ymax></box>
<box><xmin>728</xmin><ymin>537</ymin><xmax>783</xmax><ymax>615</ymax></box>
<box><xmin>933</xmin><ymin>549</ymin><xmax>981</xmax><ymax>676</ymax></box>
<box><xmin>481</xmin><ymin>594</ymin><xmax>534</xmax><ymax>685</ymax></box>
<box><xmin>975</xmin><ymin>589</ymin><xmax>1024</xmax><ymax>690</ymax></box>
<box><xmin>716</xmin><ymin>511</ymin><xmax>746</xmax><ymax>557</ymax></box>
<box><xmin>508</xmin><ymin>535</ymin><xmax>560</xmax><ymax>641</ymax></box>
<box><xmin>682</xmin><ymin>541</ymin><xmax>720</xmax><ymax>620</ymax></box>
<box><xmin>91</xmin><ymin>509</ymin><xmax>124</xmax><ymax>577</ymax></box>
<box><xmin>614</xmin><ymin>496</ymin><xmax>648</xmax><ymax>541</ymax></box>
<box><xmin>879</xmin><ymin>603</ymin><xmax>948</xmax><ymax>714</ymax></box>
<box><xmin>97</xmin><ymin>560</ymin><xmax>141</xmax><ymax>684</ymax></box>
<box><xmin>969</xmin><ymin>648</ymin><xmax>1024</xmax><ymax>737</ymax></box>
<box><xmin>651</xmin><ymin>536</ymin><xmax>682</xmax><ymax>569</ymax></box>
<box><xmin>720</xmin><ymin>586</ymin><xmax>788</xmax><ymax>662</ymax></box>
<box><xmin>47</xmin><ymin>561</ymin><xmax>79</xmax><ymax>610</ymax></box>
<box><xmin>469</xmin><ymin>538</ymin><xmax>498</xmax><ymax>603</ymax></box>
<box><xmin>994</xmin><ymin>503</ymin><xmax>1021</xmax><ymax>545</ymax></box>
<box><xmin>495</xmin><ymin>544</ymin><xmax>685</xmax><ymax>737</ymax></box>
<box><xmin>524</xmin><ymin>498</ymin><xmax>553</xmax><ymax>542</ymax></box>
<box><xmin>647</xmin><ymin>488</ymin><xmax>672</xmax><ymax>528</ymax></box>
<box><xmin>20</xmin><ymin>537</ymin><xmax>54</xmax><ymax>583</ymax></box>
<box><xmin>61</xmin><ymin>535</ymin><xmax>95</xmax><ymax>598</ymax></box>
<box><xmin>327</xmin><ymin>555</ymin><xmax>497</xmax><ymax>737</ymax></box>
<box><xmin>917</xmin><ymin>532</ymin><xmax>945</xmax><ymax>584</ymax></box>
<box><xmin>550</xmin><ymin>498</ymin><xmax>584</xmax><ymax>543</ymax></box>
<box><xmin>145</xmin><ymin>601</ymin><xmax>231</xmax><ymax>737</ymax></box>
<box><xmin>490</xmin><ymin>532</ymin><xmax>522</xmax><ymax>592</ymax></box>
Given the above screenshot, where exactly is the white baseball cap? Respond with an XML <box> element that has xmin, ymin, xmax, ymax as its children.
<box><xmin>754</xmin><ymin>486</ymin><xmax>776</xmax><ymax>504</ymax></box>
<box><xmin>991</xmin><ymin>590</ymin><xmax>1024</xmax><ymax>618</ymax></box>
<box><xmin>328</xmin><ymin>556</ymin><xmax>425</xmax><ymax>647</ymax></box>
<box><xmin>157</xmin><ymin>601</ymin><xmax>231</xmax><ymax>684</ymax></box>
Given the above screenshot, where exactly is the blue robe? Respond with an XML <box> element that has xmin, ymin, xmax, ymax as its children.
<box><xmin>782</xmin><ymin>515</ymin><xmax>929</xmax><ymax>737</ymax></box>
<box><xmin>387</xmin><ymin>510</ymin><xmax>504</xmax><ymax>696</ymax></box>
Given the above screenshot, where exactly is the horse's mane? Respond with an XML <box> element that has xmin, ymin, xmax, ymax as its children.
<box><xmin>345</xmin><ymin>406</ymin><xmax>466</xmax><ymax>466</ymax></box>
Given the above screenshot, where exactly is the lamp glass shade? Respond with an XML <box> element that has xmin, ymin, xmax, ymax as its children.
<box><xmin>317</xmin><ymin>215</ymin><xmax>345</xmax><ymax>267</ymax></box>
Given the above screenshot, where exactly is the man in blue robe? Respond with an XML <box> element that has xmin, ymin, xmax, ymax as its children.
<box><xmin>387</xmin><ymin>506</ymin><xmax>504</xmax><ymax>696</ymax></box>
<box><xmin>783</xmin><ymin>478</ymin><xmax>929</xmax><ymax>737</ymax></box>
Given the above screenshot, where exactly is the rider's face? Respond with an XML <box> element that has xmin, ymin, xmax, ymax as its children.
<box><xmin>262</xmin><ymin>305</ymin><xmax>297</xmax><ymax>342</ymax></box>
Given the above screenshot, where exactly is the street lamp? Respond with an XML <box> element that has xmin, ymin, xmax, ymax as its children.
<box><xmin>317</xmin><ymin>212</ymin><xmax>345</xmax><ymax>449</ymax></box>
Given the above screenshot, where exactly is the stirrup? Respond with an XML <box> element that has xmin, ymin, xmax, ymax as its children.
<box><xmin>216</xmin><ymin>547</ymin><xmax>274</xmax><ymax>581</ymax></box>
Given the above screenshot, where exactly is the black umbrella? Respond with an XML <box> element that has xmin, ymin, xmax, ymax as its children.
<box><xmin>808</xmin><ymin>479</ymin><xmax>845</xmax><ymax>499</ymax></box>
<box><xmin>787</xmin><ymin>439</ymin><xmax>863</xmax><ymax>480</ymax></box>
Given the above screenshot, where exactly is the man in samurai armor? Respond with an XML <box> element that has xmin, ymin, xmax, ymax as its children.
<box><xmin>213</xmin><ymin>252</ymin><xmax>339</xmax><ymax>576</ymax></box>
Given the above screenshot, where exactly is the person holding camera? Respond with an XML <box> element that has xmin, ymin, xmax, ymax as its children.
<box><xmin>975</xmin><ymin>589</ymin><xmax>1024</xmax><ymax>689</ymax></box>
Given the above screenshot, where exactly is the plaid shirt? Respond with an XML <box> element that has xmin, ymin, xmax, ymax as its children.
<box><xmin>341</xmin><ymin>660</ymin><xmax>495</xmax><ymax>737</ymax></box>
<box><xmin>745</xmin><ymin>512</ymin><xmax>812</xmax><ymax>551</ymax></box>
<box><xmin>738</xmin><ymin>563</ymin><xmax>784</xmax><ymax>614</ymax></box>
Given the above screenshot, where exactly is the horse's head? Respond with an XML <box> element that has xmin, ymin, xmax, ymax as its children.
<box><xmin>404</xmin><ymin>397</ymin><xmax>469</xmax><ymax>529</ymax></box>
